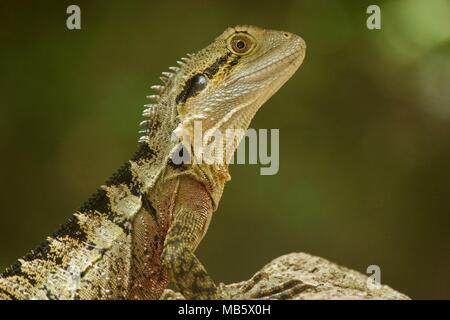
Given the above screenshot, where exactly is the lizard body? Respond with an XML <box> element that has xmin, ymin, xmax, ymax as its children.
<box><xmin>0</xmin><ymin>25</ymin><xmax>306</xmax><ymax>300</ymax></box>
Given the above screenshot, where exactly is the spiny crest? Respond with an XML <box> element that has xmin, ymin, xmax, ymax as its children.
<box><xmin>138</xmin><ymin>53</ymin><xmax>196</xmax><ymax>144</ymax></box>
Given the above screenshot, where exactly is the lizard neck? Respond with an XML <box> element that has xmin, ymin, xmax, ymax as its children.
<box><xmin>157</xmin><ymin>162</ymin><xmax>230</xmax><ymax>212</ymax></box>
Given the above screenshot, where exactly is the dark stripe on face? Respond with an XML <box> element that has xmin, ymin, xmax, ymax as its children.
<box><xmin>175</xmin><ymin>74</ymin><xmax>208</xmax><ymax>105</ymax></box>
<box><xmin>229</xmin><ymin>56</ymin><xmax>240</xmax><ymax>66</ymax></box>
<box><xmin>176</xmin><ymin>53</ymin><xmax>237</xmax><ymax>105</ymax></box>
<box><xmin>203</xmin><ymin>52</ymin><xmax>232</xmax><ymax>79</ymax></box>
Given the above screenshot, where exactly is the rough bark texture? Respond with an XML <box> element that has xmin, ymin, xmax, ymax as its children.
<box><xmin>162</xmin><ymin>252</ymin><xmax>410</xmax><ymax>300</ymax></box>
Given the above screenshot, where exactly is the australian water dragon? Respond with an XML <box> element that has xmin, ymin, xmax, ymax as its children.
<box><xmin>0</xmin><ymin>25</ymin><xmax>306</xmax><ymax>300</ymax></box>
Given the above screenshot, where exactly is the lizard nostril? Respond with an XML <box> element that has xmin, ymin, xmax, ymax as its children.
<box><xmin>283</xmin><ymin>32</ymin><xmax>290</xmax><ymax>39</ymax></box>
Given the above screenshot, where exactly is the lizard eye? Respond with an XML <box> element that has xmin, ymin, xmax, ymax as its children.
<box><xmin>228</xmin><ymin>34</ymin><xmax>255</xmax><ymax>55</ymax></box>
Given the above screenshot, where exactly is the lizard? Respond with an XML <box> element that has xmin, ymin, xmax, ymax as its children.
<box><xmin>0</xmin><ymin>25</ymin><xmax>306</xmax><ymax>300</ymax></box>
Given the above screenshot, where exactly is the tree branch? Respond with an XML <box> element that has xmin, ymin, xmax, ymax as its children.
<box><xmin>162</xmin><ymin>252</ymin><xmax>410</xmax><ymax>300</ymax></box>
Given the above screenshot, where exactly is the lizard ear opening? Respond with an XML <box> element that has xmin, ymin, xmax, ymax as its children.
<box><xmin>176</xmin><ymin>74</ymin><xmax>208</xmax><ymax>105</ymax></box>
<box><xmin>191</xmin><ymin>74</ymin><xmax>208</xmax><ymax>91</ymax></box>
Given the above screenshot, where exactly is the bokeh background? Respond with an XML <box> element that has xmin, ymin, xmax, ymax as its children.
<box><xmin>0</xmin><ymin>0</ymin><xmax>449</xmax><ymax>299</ymax></box>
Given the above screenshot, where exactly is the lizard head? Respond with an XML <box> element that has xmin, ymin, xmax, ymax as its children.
<box><xmin>142</xmin><ymin>25</ymin><xmax>305</xmax><ymax>164</ymax></box>
<box><xmin>172</xmin><ymin>25</ymin><xmax>306</xmax><ymax>135</ymax></box>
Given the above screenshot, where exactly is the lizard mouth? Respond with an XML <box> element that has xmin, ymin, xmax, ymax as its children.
<box><xmin>233</xmin><ymin>39</ymin><xmax>306</xmax><ymax>83</ymax></box>
<box><xmin>211</xmin><ymin>40</ymin><xmax>305</xmax><ymax>132</ymax></box>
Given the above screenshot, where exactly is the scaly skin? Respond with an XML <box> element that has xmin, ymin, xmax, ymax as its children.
<box><xmin>0</xmin><ymin>25</ymin><xmax>306</xmax><ymax>300</ymax></box>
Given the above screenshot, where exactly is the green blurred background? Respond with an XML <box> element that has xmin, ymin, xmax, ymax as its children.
<box><xmin>0</xmin><ymin>0</ymin><xmax>449</xmax><ymax>299</ymax></box>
